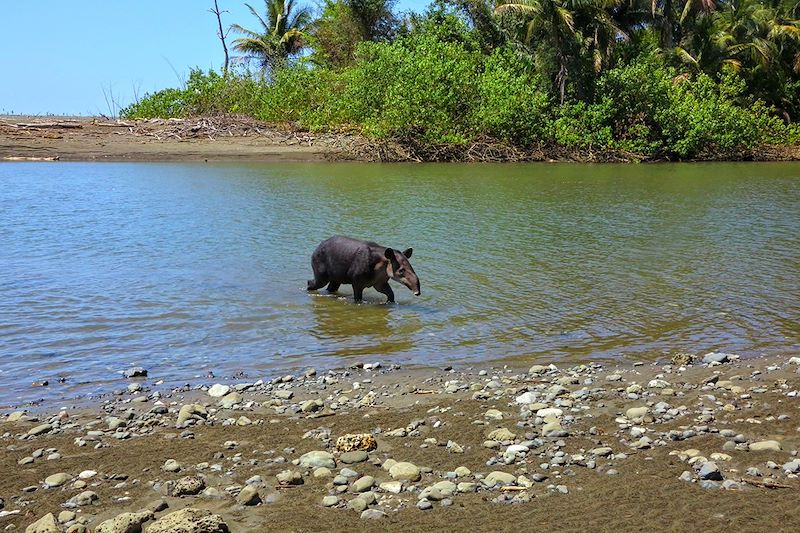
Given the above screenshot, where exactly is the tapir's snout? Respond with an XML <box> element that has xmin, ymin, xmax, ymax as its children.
<box><xmin>414</xmin><ymin>289</ymin><xmax>421</xmax><ymax>296</ymax></box>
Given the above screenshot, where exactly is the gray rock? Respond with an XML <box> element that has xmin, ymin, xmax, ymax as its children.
<box><xmin>484</xmin><ymin>471</ymin><xmax>516</xmax><ymax>487</ymax></box>
<box><xmin>123</xmin><ymin>367</ymin><xmax>148</xmax><ymax>378</ymax></box>
<box><xmin>698</xmin><ymin>462</ymin><xmax>723</xmax><ymax>481</ymax></box>
<box><xmin>44</xmin><ymin>472</ymin><xmax>70</xmax><ymax>488</ymax></box>
<box><xmin>201</xmin><ymin>487</ymin><xmax>223</xmax><ymax>499</ymax></box>
<box><xmin>417</xmin><ymin>499</ymin><xmax>433</xmax><ymax>510</ymax></box>
<box><xmin>172</xmin><ymin>476</ymin><xmax>205</xmax><ymax>496</ymax></box>
<box><xmin>67</xmin><ymin>490</ymin><xmax>98</xmax><ymax>507</ymax></box>
<box><xmin>340</xmin><ymin>451</ymin><xmax>368</xmax><ymax>464</ymax></box>
<box><xmin>379</xmin><ymin>481</ymin><xmax>403</xmax><ymax>494</ymax></box>
<box><xmin>322</xmin><ymin>495</ymin><xmax>339</xmax><ymax>507</ymax></box>
<box><xmin>783</xmin><ymin>460</ymin><xmax>800</xmax><ymax>473</ymax></box>
<box><xmin>276</xmin><ymin>470</ymin><xmax>303</xmax><ymax>486</ymax></box>
<box><xmin>163</xmin><ymin>459</ymin><xmax>181</xmax><ymax>473</ymax></box>
<box><xmin>301</xmin><ymin>399</ymin><xmax>324</xmax><ymax>412</ymax></box>
<box><xmin>176</xmin><ymin>404</ymin><xmax>207</xmax><ymax>426</ymax></box>
<box><xmin>389</xmin><ymin>462</ymin><xmax>421</xmax><ymax>482</ymax></box>
<box><xmin>145</xmin><ymin>507</ymin><xmax>229</xmax><ymax>533</ymax></box>
<box><xmin>300</xmin><ymin>450</ymin><xmax>336</xmax><ymax>469</ymax></box>
<box><xmin>219</xmin><ymin>392</ymin><xmax>244</xmax><ymax>409</ymax></box>
<box><xmin>95</xmin><ymin>510</ymin><xmax>154</xmax><ymax>533</ymax></box>
<box><xmin>352</xmin><ymin>476</ymin><xmax>374</xmax><ymax>492</ymax></box>
<box><xmin>702</xmin><ymin>352</ymin><xmax>731</xmax><ymax>364</ymax></box>
<box><xmin>24</xmin><ymin>513</ymin><xmax>59</xmax><ymax>533</ymax></box>
<box><xmin>348</xmin><ymin>498</ymin><xmax>368</xmax><ymax>512</ymax></box>
<box><xmin>27</xmin><ymin>424</ymin><xmax>52</xmax><ymax>436</ymax></box>
<box><xmin>626</xmin><ymin>406</ymin><xmax>648</xmax><ymax>420</ymax></box>
<box><xmin>679</xmin><ymin>471</ymin><xmax>694</xmax><ymax>482</ymax></box>
<box><xmin>207</xmin><ymin>384</ymin><xmax>230</xmax><ymax>398</ymax></box>
<box><xmin>360</xmin><ymin>509</ymin><xmax>386</xmax><ymax>520</ymax></box>
<box><xmin>749</xmin><ymin>440</ymin><xmax>782</xmax><ymax>452</ymax></box>
<box><xmin>236</xmin><ymin>485</ymin><xmax>261</xmax><ymax>506</ymax></box>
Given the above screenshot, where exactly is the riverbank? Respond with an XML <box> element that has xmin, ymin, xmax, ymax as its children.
<box><xmin>3</xmin><ymin>352</ymin><xmax>800</xmax><ymax>532</ymax></box>
<box><xmin>2</xmin><ymin>115</ymin><xmax>799</xmax><ymax>163</ymax></box>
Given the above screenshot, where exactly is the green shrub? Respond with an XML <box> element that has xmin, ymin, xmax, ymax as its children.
<box><xmin>121</xmin><ymin>88</ymin><xmax>188</xmax><ymax>119</ymax></box>
<box><xmin>470</xmin><ymin>47</ymin><xmax>553</xmax><ymax>144</ymax></box>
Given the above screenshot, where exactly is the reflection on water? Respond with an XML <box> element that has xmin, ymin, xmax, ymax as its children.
<box><xmin>309</xmin><ymin>295</ymin><xmax>414</xmax><ymax>358</ymax></box>
<box><xmin>0</xmin><ymin>161</ymin><xmax>799</xmax><ymax>406</ymax></box>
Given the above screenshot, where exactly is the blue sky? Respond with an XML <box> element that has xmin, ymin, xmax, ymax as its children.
<box><xmin>1</xmin><ymin>0</ymin><xmax>428</xmax><ymax>116</ymax></box>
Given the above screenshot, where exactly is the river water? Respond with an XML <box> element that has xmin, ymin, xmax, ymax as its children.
<box><xmin>1</xmin><ymin>162</ymin><xmax>799</xmax><ymax>406</ymax></box>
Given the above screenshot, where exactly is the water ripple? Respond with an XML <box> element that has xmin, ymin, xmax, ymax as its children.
<box><xmin>1</xmin><ymin>161</ymin><xmax>799</xmax><ymax>406</ymax></box>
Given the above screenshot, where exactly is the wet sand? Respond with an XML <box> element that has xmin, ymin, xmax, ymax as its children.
<box><xmin>0</xmin><ymin>116</ymin><xmax>355</xmax><ymax>162</ymax></box>
<box><xmin>3</xmin><ymin>353</ymin><xmax>800</xmax><ymax>532</ymax></box>
<box><xmin>2</xmin><ymin>115</ymin><xmax>799</xmax><ymax>163</ymax></box>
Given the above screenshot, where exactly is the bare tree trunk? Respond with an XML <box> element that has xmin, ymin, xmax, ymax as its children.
<box><xmin>210</xmin><ymin>0</ymin><xmax>230</xmax><ymax>76</ymax></box>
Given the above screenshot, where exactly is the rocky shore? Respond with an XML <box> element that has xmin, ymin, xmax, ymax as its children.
<box><xmin>3</xmin><ymin>352</ymin><xmax>800</xmax><ymax>532</ymax></box>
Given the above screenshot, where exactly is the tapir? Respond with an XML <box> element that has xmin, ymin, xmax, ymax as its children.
<box><xmin>307</xmin><ymin>236</ymin><xmax>421</xmax><ymax>303</ymax></box>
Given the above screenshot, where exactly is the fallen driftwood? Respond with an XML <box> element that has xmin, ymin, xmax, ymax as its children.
<box><xmin>2</xmin><ymin>156</ymin><xmax>60</xmax><ymax>161</ymax></box>
<box><xmin>742</xmin><ymin>477</ymin><xmax>792</xmax><ymax>489</ymax></box>
<box><xmin>10</xmin><ymin>122</ymin><xmax>82</xmax><ymax>129</ymax></box>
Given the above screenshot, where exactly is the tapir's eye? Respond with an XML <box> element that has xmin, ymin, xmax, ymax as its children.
<box><xmin>397</xmin><ymin>268</ymin><xmax>405</xmax><ymax>275</ymax></box>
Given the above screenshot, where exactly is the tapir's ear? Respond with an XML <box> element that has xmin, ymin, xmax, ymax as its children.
<box><xmin>384</xmin><ymin>248</ymin><xmax>395</xmax><ymax>260</ymax></box>
<box><xmin>403</xmin><ymin>248</ymin><xmax>413</xmax><ymax>258</ymax></box>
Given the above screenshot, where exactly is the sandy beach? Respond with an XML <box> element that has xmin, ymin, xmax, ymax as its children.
<box><xmin>2</xmin><ymin>115</ymin><xmax>799</xmax><ymax>163</ymax></box>
<box><xmin>3</xmin><ymin>352</ymin><xmax>800</xmax><ymax>532</ymax></box>
<box><xmin>0</xmin><ymin>116</ymin><xmax>357</xmax><ymax>163</ymax></box>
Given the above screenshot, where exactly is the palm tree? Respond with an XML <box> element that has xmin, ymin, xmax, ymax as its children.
<box><xmin>494</xmin><ymin>0</ymin><xmax>627</xmax><ymax>102</ymax></box>
<box><xmin>230</xmin><ymin>0</ymin><xmax>313</xmax><ymax>70</ymax></box>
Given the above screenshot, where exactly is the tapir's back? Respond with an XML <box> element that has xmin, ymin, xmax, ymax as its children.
<box><xmin>314</xmin><ymin>236</ymin><xmax>383</xmax><ymax>280</ymax></box>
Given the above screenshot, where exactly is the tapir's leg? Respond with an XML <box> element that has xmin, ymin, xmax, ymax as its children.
<box><xmin>326</xmin><ymin>282</ymin><xmax>340</xmax><ymax>293</ymax></box>
<box><xmin>352</xmin><ymin>285</ymin><xmax>364</xmax><ymax>303</ymax></box>
<box><xmin>374</xmin><ymin>282</ymin><xmax>395</xmax><ymax>303</ymax></box>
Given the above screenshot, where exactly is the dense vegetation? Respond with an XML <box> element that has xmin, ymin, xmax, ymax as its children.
<box><xmin>122</xmin><ymin>0</ymin><xmax>800</xmax><ymax>159</ymax></box>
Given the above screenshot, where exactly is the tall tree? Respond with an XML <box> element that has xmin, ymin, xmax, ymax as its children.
<box><xmin>495</xmin><ymin>0</ymin><xmax>627</xmax><ymax>102</ymax></box>
<box><xmin>230</xmin><ymin>0</ymin><xmax>312</xmax><ymax>70</ymax></box>
<box><xmin>312</xmin><ymin>0</ymin><xmax>399</xmax><ymax>68</ymax></box>
<box><xmin>210</xmin><ymin>0</ymin><xmax>231</xmax><ymax>75</ymax></box>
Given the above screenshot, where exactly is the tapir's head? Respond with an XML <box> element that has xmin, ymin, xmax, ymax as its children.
<box><xmin>384</xmin><ymin>247</ymin><xmax>421</xmax><ymax>296</ymax></box>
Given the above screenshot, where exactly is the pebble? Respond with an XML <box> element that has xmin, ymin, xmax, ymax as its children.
<box><xmin>389</xmin><ymin>462</ymin><xmax>421</xmax><ymax>482</ymax></box>
<box><xmin>322</xmin><ymin>495</ymin><xmax>339</xmax><ymax>507</ymax></box>
<box><xmin>352</xmin><ymin>475</ymin><xmax>375</xmax><ymax>492</ymax></box>
<box><xmin>207</xmin><ymin>384</ymin><xmax>231</xmax><ymax>397</ymax></box>
<box><xmin>172</xmin><ymin>476</ymin><xmax>205</xmax><ymax>496</ymax></box>
<box><xmin>123</xmin><ymin>367</ymin><xmax>148</xmax><ymax>378</ymax></box>
<box><xmin>236</xmin><ymin>485</ymin><xmax>261</xmax><ymax>505</ymax></box>
<box><xmin>95</xmin><ymin>510</ymin><xmax>153</xmax><ymax>533</ymax></box>
<box><xmin>276</xmin><ymin>470</ymin><xmax>303</xmax><ymax>486</ymax></box>
<box><xmin>484</xmin><ymin>471</ymin><xmax>516</xmax><ymax>487</ymax></box>
<box><xmin>360</xmin><ymin>509</ymin><xmax>386</xmax><ymax>520</ymax></box>
<box><xmin>299</xmin><ymin>450</ymin><xmax>336</xmax><ymax>469</ymax></box>
<box><xmin>66</xmin><ymin>491</ymin><xmax>98</xmax><ymax>507</ymax></box>
<box><xmin>749</xmin><ymin>440</ymin><xmax>782</xmax><ymax>452</ymax></box>
<box><xmin>44</xmin><ymin>472</ymin><xmax>70</xmax><ymax>488</ymax></box>
<box><xmin>146</xmin><ymin>508</ymin><xmax>227</xmax><ymax>533</ymax></box>
<box><xmin>24</xmin><ymin>513</ymin><xmax>59</xmax><ymax>532</ymax></box>
<box><xmin>698</xmin><ymin>462</ymin><xmax>723</xmax><ymax>481</ymax></box>
<box><xmin>340</xmin><ymin>451</ymin><xmax>368</xmax><ymax>464</ymax></box>
<box><xmin>163</xmin><ymin>459</ymin><xmax>181</xmax><ymax>472</ymax></box>
<box><xmin>28</xmin><ymin>424</ymin><xmax>53</xmax><ymax>436</ymax></box>
<box><xmin>379</xmin><ymin>481</ymin><xmax>403</xmax><ymax>494</ymax></box>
